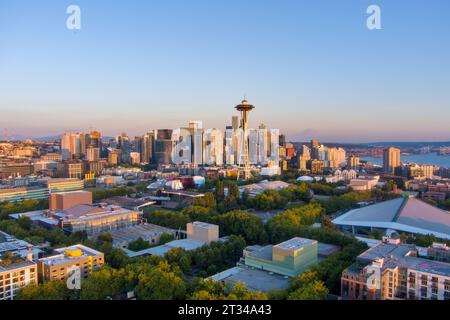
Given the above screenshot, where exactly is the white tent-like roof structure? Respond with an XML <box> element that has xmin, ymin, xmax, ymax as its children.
<box><xmin>332</xmin><ymin>196</ymin><xmax>450</xmax><ymax>239</ymax></box>
<box><xmin>297</xmin><ymin>176</ymin><xmax>314</xmax><ymax>182</ymax></box>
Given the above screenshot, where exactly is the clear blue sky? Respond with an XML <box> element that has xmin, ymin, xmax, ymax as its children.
<box><xmin>1</xmin><ymin>0</ymin><xmax>449</xmax><ymax>142</ymax></box>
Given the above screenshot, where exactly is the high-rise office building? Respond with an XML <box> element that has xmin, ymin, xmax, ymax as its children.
<box><xmin>117</xmin><ymin>132</ymin><xmax>131</xmax><ymax>162</ymax></box>
<box><xmin>232</xmin><ymin>116</ymin><xmax>239</xmax><ymax>130</ymax></box>
<box><xmin>61</xmin><ymin>133</ymin><xmax>81</xmax><ymax>161</ymax></box>
<box><xmin>79</xmin><ymin>131</ymin><xmax>101</xmax><ymax>159</ymax></box>
<box><xmin>310</xmin><ymin>139</ymin><xmax>320</xmax><ymax>159</ymax></box>
<box><xmin>153</xmin><ymin>129</ymin><xmax>173</xmax><ymax>165</ymax></box>
<box><xmin>189</xmin><ymin>121</ymin><xmax>204</xmax><ymax>166</ymax></box>
<box><xmin>133</xmin><ymin>132</ymin><xmax>153</xmax><ymax>164</ymax></box>
<box><xmin>108</xmin><ymin>149</ymin><xmax>121</xmax><ymax>165</ymax></box>
<box><xmin>383</xmin><ymin>147</ymin><xmax>401</xmax><ymax>174</ymax></box>
<box><xmin>144</xmin><ymin>132</ymin><xmax>154</xmax><ymax>164</ymax></box>
<box><xmin>89</xmin><ymin>131</ymin><xmax>101</xmax><ymax>149</ymax></box>
<box><xmin>172</xmin><ymin>128</ymin><xmax>193</xmax><ymax>165</ymax></box>
<box><xmin>204</xmin><ymin>129</ymin><xmax>223</xmax><ymax>166</ymax></box>
<box><xmin>269</xmin><ymin>129</ymin><xmax>280</xmax><ymax>165</ymax></box>
<box><xmin>225</xmin><ymin>127</ymin><xmax>235</xmax><ymax>165</ymax></box>
<box><xmin>257</xmin><ymin>125</ymin><xmax>269</xmax><ymax>166</ymax></box>
<box><xmin>248</xmin><ymin>129</ymin><xmax>258</xmax><ymax>165</ymax></box>
<box><xmin>279</xmin><ymin>134</ymin><xmax>286</xmax><ymax>147</ymax></box>
<box><xmin>86</xmin><ymin>146</ymin><xmax>100</xmax><ymax>162</ymax></box>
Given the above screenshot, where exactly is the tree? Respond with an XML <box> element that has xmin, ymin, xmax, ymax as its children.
<box><xmin>190</xmin><ymin>278</ymin><xmax>268</xmax><ymax>300</ymax></box>
<box><xmin>165</xmin><ymin>248</ymin><xmax>192</xmax><ymax>274</ymax></box>
<box><xmin>287</xmin><ymin>270</ymin><xmax>328</xmax><ymax>300</ymax></box>
<box><xmin>215</xmin><ymin>180</ymin><xmax>225</xmax><ymax>202</ymax></box>
<box><xmin>17</xmin><ymin>216</ymin><xmax>32</xmax><ymax>230</ymax></box>
<box><xmin>266</xmin><ymin>203</ymin><xmax>323</xmax><ymax>243</ymax></box>
<box><xmin>287</xmin><ymin>281</ymin><xmax>328</xmax><ymax>300</ymax></box>
<box><xmin>226</xmin><ymin>282</ymin><xmax>268</xmax><ymax>300</ymax></box>
<box><xmin>159</xmin><ymin>232</ymin><xmax>174</xmax><ymax>245</ymax></box>
<box><xmin>128</xmin><ymin>237</ymin><xmax>151</xmax><ymax>252</ymax></box>
<box><xmin>93</xmin><ymin>241</ymin><xmax>130</xmax><ymax>268</ymax></box>
<box><xmin>182</xmin><ymin>206</ymin><xmax>215</xmax><ymax>223</ymax></box>
<box><xmin>193</xmin><ymin>192</ymin><xmax>217</xmax><ymax>209</ymax></box>
<box><xmin>135</xmin><ymin>261</ymin><xmax>186</xmax><ymax>300</ymax></box>
<box><xmin>190</xmin><ymin>235</ymin><xmax>246</xmax><ymax>276</ymax></box>
<box><xmin>190</xmin><ymin>278</ymin><xmax>227</xmax><ymax>300</ymax></box>
<box><xmin>146</xmin><ymin>210</ymin><xmax>190</xmax><ymax>229</ymax></box>
<box><xmin>228</xmin><ymin>183</ymin><xmax>240</xmax><ymax>200</ymax></box>
<box><xmin>216</xmin><ymin>210</ymin><xmax>267</xmax><ymax>244</ymax></box>
<box><xmin>383</xmin><ymin>180</ymin><xmax>397</xmax><ymax>192</ymax></box>
<box><xmin>15</xmin><ymin>280</ymin><xmax>76</xmax><ymax>300</ymax></box>
<box><xmin>97</xmin><ymin>233</ymin><xmax>113</xmax><ymax>243</ymax></box>
<box><xmin>80</xmin><ymin>266</ymin><xmax>137</xmax><ymax>300</ymax></box>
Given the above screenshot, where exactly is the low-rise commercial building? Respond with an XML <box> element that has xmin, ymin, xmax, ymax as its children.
<box><xmin>0</xmin><ymin>187</ymin><xmax>48</xmax><ymax>203</ymax></box>
<box><xmin>108</xmin><ymin>224</ymin><xmax>177</xmax><ymax>248</ymax></box>
<box><xmin>10</xmin><ymin>191</ymin><xmax>143</xmax><ymax>235</ymax></box>
<box><xmin>123</xmin><ymin>221</ymin><xmax>219</xmax><ymax>257</ymax></box>
<box><xmin>241</xmin><ymin>237</ymin><xmax>318</xmax><ymax>277</ymax></box>
<box><xmin>0</xmin><ymin>178</ymin><xmax>84</xmax><ymax>203</ymax></box>
<box><xmin>211</xmin><ymin>237</ymin><xmax>325</xmax><ymax>292</ymax></box>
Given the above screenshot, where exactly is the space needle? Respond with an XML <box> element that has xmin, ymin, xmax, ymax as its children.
<box><xmin>235</xmin><ymin>98</ymin><xmax>255</xmax><ymax>180</ymax></box>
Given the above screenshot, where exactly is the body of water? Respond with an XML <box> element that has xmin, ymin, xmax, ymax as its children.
<box><xmin>362</xmin><ymin>153</ymin><xmax>450</xmax><ymax>168</ymax></box>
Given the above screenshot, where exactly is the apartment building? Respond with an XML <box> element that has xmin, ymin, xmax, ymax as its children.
<box><xmin>37</xmin><ymin>244</ymin><xmax>104</xmax><ymax>283</ymax></box>
<box><xmin>0</xmin><ymin>254</ymin><xmax>37</xmax><ymax>300</ymax></box>
<box><xmin>341</xmin><ymin>237</ymin><xmax>450</xmax><ymax>300</ymax></box>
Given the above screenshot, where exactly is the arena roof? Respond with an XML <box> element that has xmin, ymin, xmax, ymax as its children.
<box><xmin>332</xmin><ymin>196</ymin><xmax>450</xmax><ymax>239</ymax></box>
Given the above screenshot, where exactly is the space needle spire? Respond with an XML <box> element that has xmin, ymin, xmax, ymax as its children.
<box><xmin>235</xmin><ymin>98</ymin><xmax>255</xmax><ymax>180</ymax></box>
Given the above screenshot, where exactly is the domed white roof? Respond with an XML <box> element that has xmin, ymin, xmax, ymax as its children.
<box><xmin>297</xmin><ymin>176</ymin><xmax>314</xmax><ymax>182</ymax></box>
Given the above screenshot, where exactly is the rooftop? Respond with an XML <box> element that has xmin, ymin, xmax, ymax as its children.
<box><xmin>125</xmin><ymin>238</ymin><xmax>205</xmax><ymax>258</ymax></box>
<box><xmin>212</xmin><ymin>266</ymin><xmax>289</xmax><ymax>292</ymax></box>
<box><xmin>189</xmin><ymin>221</ymin><xmax>217</xmax><ymax>230</ymax></box>
<box><xmin>108</xmin><ymin>223</ymin><xmax>175</xmax><ymax>245</ymax></box>
<box><xmin>0</xmin><ymin>255</ymin><xmax>34</xmax><ymax>272</ymax></box>
<box><xmin>274</xmin><ymin>237</ymin><xmax>317</xmax><ymax>252</ymax></box>
<box><xmin>0</xmin><ymin>231</ymin><xmax>33</xmax><ymax>255</ymax></box>
<box><xmin>241</xmin><ymin>180</ymin><xmax>291</xmax><ymax>192</ymax></box>
<box><xmin>332</xmin><ymin>196</ymin><xmax>450</xmax><ymax>239</ymax></box>
<box><xmin>10</xmin><ymin>204</ymin><xmax>140</xmax><ymax>225</ymax></box>
<box><xmin>39</xmin><ymin>244</ymin><xmax>102</xmax><ymax>267</ymax></box>
<box><xmin>100</xmin><ymin>196</ymin><xmax>156</xmax><ymax>210</ymax></box>
<box><xmin>356</xmin><ymin>241</ymin><xmax>450</xmax><ymax>277</ymax></box>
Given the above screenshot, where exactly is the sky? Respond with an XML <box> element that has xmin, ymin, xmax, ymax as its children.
<box><xmin>0</xmin><ymin>0</ymin><xmax>449</xmax><ymax>142</ymax></box>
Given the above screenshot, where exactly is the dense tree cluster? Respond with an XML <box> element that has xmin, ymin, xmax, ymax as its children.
<box><xmin>266</xmin><ymin>203</ymin><xmax>323</xmax><ymax>243</ymax></box>
<box><xmin>311</xmin><ymin>240</ymin><xmax>368</xmax><ymax>294</ymax></box>
<box><xmin>91</xmin><ymin>187</ymin><xmax>134</xmax><ymax>201</ymax></box>
<box><xmin>320</xmin><ymin>189</ymin><xmax>399</xmax><ymax>214</ymax></box>
<box><xmin>286</xmin><ymin>270</ymin><xmax>329</xmax><ymax>300</ymax></box>
<box><xmin>0</xmin><ymin>199</ymin><xmax>48</xmax><ymax>220</ymax></box>
<box><xmin>190</xmin><ymin>235</ymin><xmax>246</xmax><ymax>276</ymax></box>
<box><xmin>127</xmin><ymin>237</ymin><xmax>151</xmax><ymax>252</ymax></box>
